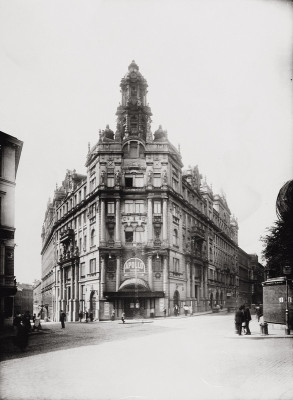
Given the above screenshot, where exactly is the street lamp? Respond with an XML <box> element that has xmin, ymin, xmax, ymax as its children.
<box><xmin>283</xmin><ymin>266</ymin><xmax>292</xmax><ymax>335</ymax></box>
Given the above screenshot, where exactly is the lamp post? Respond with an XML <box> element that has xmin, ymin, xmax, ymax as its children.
<box><xmin>283</xmin><ymin>266</ymin><xmax>291</xmax><ymax>335</ymax></box>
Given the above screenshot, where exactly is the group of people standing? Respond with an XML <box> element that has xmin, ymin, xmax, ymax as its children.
<box><xmin>13</xmin><ymin>311</ymin><xmax>32</xmax><ymax>351</ymax></box>
<box><xmin>235</xmin><ymin>305</ymin><xmax>252</xmax><ymax>335</ymax></box>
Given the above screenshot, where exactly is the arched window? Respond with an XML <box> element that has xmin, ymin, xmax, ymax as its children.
<box><xmin>90</xmin><ymin>229</ymin><xmax>95</xmax><ymax>247</ymax></box>
<box><xmin>173</xmin><ymin>229</ymin><xmax>179</xmax><ymax>247</ymax></box>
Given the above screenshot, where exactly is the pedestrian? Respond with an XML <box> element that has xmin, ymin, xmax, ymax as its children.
<box><xmin>121</xmin><ymin>312</ymin><xmax>125</xmax><ymax>324</ymax></box>
<box><xmin>23</xmin><ymin>311</ymin><xmax>31</xmax><ymax>332</ymax></box>
<box><xmin>78</xmin><ymin>310</ymin><xmax>83</xmax><ymax>322</ymax></box>
<box><xmin>14</xmin><ymin>319</ymin><xmax>29</xmax><ymax>351</ymax></box>
<box><xmin>174</xmin><ymin>304</ymin><xmax>179</xmax><ymax>316</ymax></box>
<box><xmin>255</xmin><ymin>304</ymin><xmax>262</xmax><ymax>322</ymax></box>
<box><xmin>60</xmin><ymin>310</ymin><xmax>66</xmax><ymax>329</ymax></box>
<box><xmin>184</xmin><ymin>304</ymin><xmax>189</xmax><ymax>316</ymax></box>
<box><xmin>111</xmin><ymin>309</ymin><xmax>115</xmax><ymax>321</ymax></box>
<box><xmin>235</xmin><ymin>306</ymin><xmax>244</xmax><ymax>335</ymax></box>
<box><xmin>243</xmin><ymin>304</ymin><xmax>251</xmax><ymax>335</ymax></box>
<box><xmin>85</xmin><ymin>310</ymin><xmax>89</xmax><ymax>322</ymax></box>
<box><xmin>32</xmin><ymin>313</ymin><xmax>36</xmax><ymax>323</ymax></box>
<box><xmin>89</xmin><ymin>311</ymin><xmax>93</xmax><ymax>322</ymax></box>
<box><xmin>163</xmin><ymin>307</ymin><xmax>166</xmax><ymax>318</ymax></box>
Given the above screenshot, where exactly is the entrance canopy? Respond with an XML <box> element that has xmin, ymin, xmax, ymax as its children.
<box><xmin>118</xmin><ymin>278</ymin><xmax>150</xmax><ymax>292</ymax></box>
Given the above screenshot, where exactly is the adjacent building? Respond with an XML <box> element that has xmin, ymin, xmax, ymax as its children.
<box><xmin>0</xmin><ymin>131</ymin><xmax>23</xmax><ymax>326</ymax></box>
<box><xmin>14</xmin><ymin>283</ymin><xmax>33</xmax><ymax>316</ymax></box>
<box><xmin>39</xmin><ymin>62</ymin><xmax>263</xmax><ymax>321</ymax></box>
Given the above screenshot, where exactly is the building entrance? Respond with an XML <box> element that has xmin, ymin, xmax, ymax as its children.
<box><xmin>124</xmin><ymin>298</ymin><xmax>146</xmax><ymax>319</ymax></box>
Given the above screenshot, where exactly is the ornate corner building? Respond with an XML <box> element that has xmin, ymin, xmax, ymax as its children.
<box><xmin>0</xmin><ymin>131</ymin><xmax>23</xmax><ymax>326</ymax></box>
<box><xmin>40</xmin><ymin>62</ymin><xmax>264</xmax><ymax>322</ymax></box>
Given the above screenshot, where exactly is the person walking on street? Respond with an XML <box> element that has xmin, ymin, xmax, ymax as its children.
<box><xmin>235</xmin><ymin>306</ymin><xmax>244</xmax><ymax>335</ymax></box>
<box><xmin>163</xmin><ymin>307</ymin><xmax>166</xmax><ymax>318</ymax></box>
<box><xmin>85</xmin><ymin>310</ymin><xmax>89</xmax><ymax>322</ymax></box>
<box><xmin>243</xmin><ymin>304</ymin><xmax>251</xmax><ymax>335</ymax></box>
<box><xmin>60</xmin><ymin>310</ymin><xmax>66</xmax><ymax>329</ymax></box>
<box><xmin>78</xmin><ymin>311</ymin><xmax>83</xmax><ymax>322</ymax></box>
<box><xmin>111</xmin><ymin>309</ymin><xmax>115</xmax><ymax>321</ymax></box>
<box><xmin>121</xmin><ymin>312</ymin><xmax>125</xmax><ymax>324</ymax></box>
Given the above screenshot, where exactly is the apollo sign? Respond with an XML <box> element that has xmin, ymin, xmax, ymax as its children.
<box><xmin>124</xmin><ymin>258</ymin><xmax>145</xmax><ymax>274</ymax></box>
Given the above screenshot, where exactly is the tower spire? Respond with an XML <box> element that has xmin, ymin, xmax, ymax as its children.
<box><xmin>115</xmin><ymin>61</ymin><xmax>152</xmax><ymax>142</ymax></box>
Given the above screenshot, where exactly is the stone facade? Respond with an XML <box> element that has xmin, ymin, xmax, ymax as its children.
<box><xmin>40</xmin><ymin>62</ymin><xmax>263</xmax><ymax>321</ymax></box>
<box><xmin>0</xmin><ymin>131</ymin><xmax>23</xmax><ymax>326</ymax></box>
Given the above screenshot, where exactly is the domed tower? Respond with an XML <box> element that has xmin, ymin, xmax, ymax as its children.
<box><xmin>115</xmin><ymin>61</ymin><xmax>152</xmax><ymax>141</ymax></box>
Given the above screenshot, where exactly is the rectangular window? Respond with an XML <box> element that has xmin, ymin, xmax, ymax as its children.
<box><xmin>172</xmin><ymin>178</ymin><xmax>179</xmax><ymax>191</ymax></box>
<box><xmin>154</xmin><ymin>201</ymin><xmax>161</xmax><ymax>214</ymax></box>
<box><xmin>125</xmin><ymin>231</ymin><xmax>133</xmax><ymax>243</ymax></box>
<box><xmin>89</xmin><ymin>259</ymin><xmax>96</xmax><ymax>273</ymax></box>
<box><xmin>107</xmin><ymin>202</ymin><xmax>115</xmax><ymax>214</ymax></box>
<box><xmin>173</xmin><ymin>258</ymin><xmax>179</xmax><ymax>272</ymax></box>
<box><xmin>90</xmin><ymin>178</ymin><xmax>96</xmax><ymax>192</ymax></box>
<box><xmin>83</xmin><ymin>211</ymin><xmax>87</xmax><ymax>223</ymax></box>
<box><xmin>80</xmin><ymin>262</ymin><xmax>86</xmax><ymax>277</ymax></box>
<box><xmin>107</xmin><ymin>176</ymin><xmax>114</xmax><ymax>187</ymax></box>
<box><xmin>83</xmin><ymin>186</ymin><xmax>87</xmax><ymax>200</ymax></box>
<box><xmin>125</xmin><ymin>201</ymin><xmax>133</xmax><ymax>213</ymax></box>
<box><xmin>135</xmin><ymin>175</ymin><xmax>144</xmax><ymax>187</ymax></box>
<box><xmin>135</xmin><ymin>201</ymin><xmax>144</xmax><ymax>213</ymax></box>
<box><xmin>153</xmin><ymin>173</ymin><xmax>161</xmax><ymax>187</ymax></box>
<box><xmin>125</xmin><ymin>176</ymin><xmax>133</xmax><ymax>187</ymax></box>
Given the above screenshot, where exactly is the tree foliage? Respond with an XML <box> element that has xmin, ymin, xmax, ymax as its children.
<box><xmin>262</xmin><ymin>180</ymin><xmax>293</xmax><ymax>278</ymax></box>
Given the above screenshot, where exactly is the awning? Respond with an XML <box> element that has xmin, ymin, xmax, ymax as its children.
<box><xmin>104</xmin><ymin>291</ymin><xmax>165</xmax><ymax>299</ymax></box>
<box><xmin>119</xmin><ymin>278</ymin><xmax>150</xmax><ymax>291</ymax></box>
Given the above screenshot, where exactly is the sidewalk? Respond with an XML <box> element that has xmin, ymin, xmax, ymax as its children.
<box><xmin>226</xmin><ymin>317</ymin><xmax>293</xmax><ymax>339</ymax></box>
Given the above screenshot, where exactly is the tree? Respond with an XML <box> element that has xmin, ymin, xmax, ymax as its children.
<box><xmin>262</xmin><ymin>180</ymin><xmax>293</xmax><ymax>278</ymax></box>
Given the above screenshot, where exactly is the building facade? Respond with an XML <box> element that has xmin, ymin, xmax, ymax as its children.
<box><xmin>0</xmin><ymin>131</ymin><xmax>23</xmax><ymax>326</ymax></box>
<box><xmin>14</xmin><ymin>283</ymin><xmax>33</xmax><ymax>316</ymax></box>
<box><xmin>40</xmin><ymin>62</ymin><xmax>263</xmax><ymax>322</ymax></box>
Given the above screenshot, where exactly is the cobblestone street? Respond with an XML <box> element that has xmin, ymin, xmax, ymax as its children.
<box><xmin>1</xmin><ymin>313</ymin><xmax>292</xmax><ymax>400</ymax></box>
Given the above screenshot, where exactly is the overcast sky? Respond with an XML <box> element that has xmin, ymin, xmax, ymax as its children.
<box><xmin>0</xmin><ymin>0</ymin><xmax>292</xmax><ymax>284</ymax></box>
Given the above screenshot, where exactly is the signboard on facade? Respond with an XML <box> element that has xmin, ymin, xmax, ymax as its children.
<box><xmin>124</xmin><ymin>258</ymin><xmax>146</xmax><ymax>274</ymax></box>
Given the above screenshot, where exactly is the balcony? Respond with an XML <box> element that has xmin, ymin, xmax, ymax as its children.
<box><xmin>191</xmin><ymin>226</ymin><xmax>205</xmax><ymax>241</ymax></box>
<box><xmin>60</xmin><ymin>228</ymin><xmax>75</xmax><ymax>244</ymax></box>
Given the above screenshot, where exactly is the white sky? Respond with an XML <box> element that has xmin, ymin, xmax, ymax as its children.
<box><xmin>0</xmin><ymin>0</ymin><xmax>292</xmax><ymax>284</ymax></box>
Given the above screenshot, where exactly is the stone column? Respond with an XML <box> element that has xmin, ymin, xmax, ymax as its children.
<box><xmin>115</xmin><ymin>199</ymin><xmax>121</xmax><ymax>245</ymax></box>
<box><xmin>190</xmin><ymin>264</ymin><xmax>195</xmax><ymax>298</ymax></box>
<box><xmin>186</xmin><ymin>262</ymin><xmax>190</xmax><ymax>298</ymax></box>
<box><xmin>100</xmin><ymin>199</ymin><xmax>106</xmax><ymax>244</ymax></box>
<box><xmin>69</xmin><ymin>265</ymin><xmax>74</xmax><ymax>321</ymax></box>
<box><xmin>73</xmin><ymin>262</ymin><xmax>79</xmax><ymax>321</ymax></box>
<box><xmin>162</xmin><ymin>198</ymin><xmax>168</xmax><ymax>242</ymax></box>
<box><xmin>147</xmin><ymin>198</ymin><xmax>153</xmax><ymax>244</ymax></box>
<box><xmin>115</xmin><ymin>257</ymin><xmax>121</xmax><ymax>292</ymax></box>
<box><xmin>148</xmin><ymin>256</ymin><xmax>153</xmax><ymax>291</ymax></box>
<box><xmin>163</xmin><ymin>256</ymin><xmax>168</xmax><ymax>296</ymax></box>
<box><xmin>100</xmin><ymin>256</ymin><xmax>105</xmax><ymax>299</ymax></box>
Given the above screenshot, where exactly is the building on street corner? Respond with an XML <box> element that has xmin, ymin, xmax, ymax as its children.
<box><xmin>0</xmin><ymin>131</ymin><xmax>23</xmax><ymax>327</ymax></box>
<box><xmin>39</xmin><ymin>62</ymin><xmax>264</xmax><ymax>322</ymax></box>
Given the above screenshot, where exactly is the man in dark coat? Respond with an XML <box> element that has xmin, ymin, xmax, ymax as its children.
<box><xmin>235</xmin><ymin>306</ymin><xmax>244</xmax><ymax>335</ymax></box>
<box><xmin>60</xmin><ymin>310</ymin><xmax>66</xmax><ymax>328</ymax></box>
<box><xmin>243</xmin><ymin>304</ymin><xmax>252</xmax><ymax>335</ymax></box>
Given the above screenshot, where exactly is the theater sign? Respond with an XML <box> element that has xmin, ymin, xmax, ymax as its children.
<box><xmin>124</xmin><ymin>258</ymin><xmax>146</xmax><ymax>274</ymax></box>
